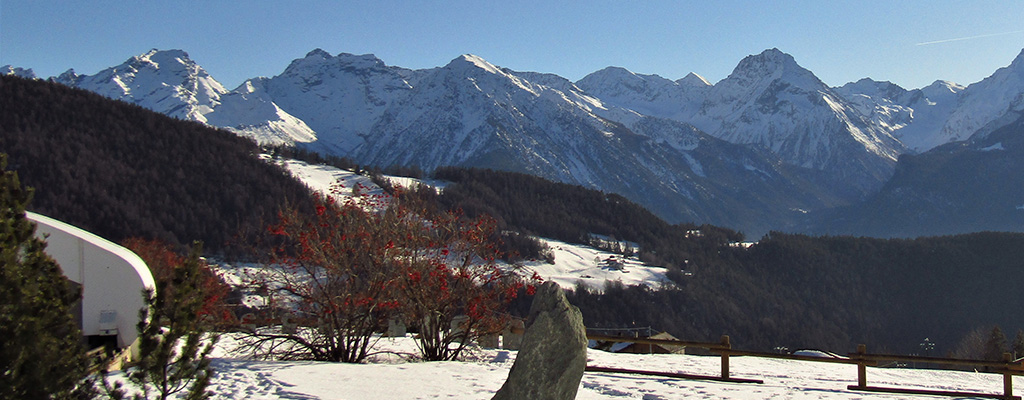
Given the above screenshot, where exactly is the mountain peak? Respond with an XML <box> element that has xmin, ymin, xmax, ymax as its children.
<box><xmin>334</xmin><ymin>52</ymin><xmax>387</xmax><ymax>69</ymax></box>
<box><xmin>135</xmin><ymin>49</ymin><xmax>192</xmax><ymax>66</ymax></box>
<box><xmin>922</xmin><ymin>80</ymin><xmax>965</xmax><ymax>95</ymax></box>
<box><xmin>677</xmin><ymin>72</ymin><xmax>711</xmax><ymax>87</ymax></box>
<box><xmin>724</xmin><ymin>48</ymin><xmax>822</xmax><ymax>91</ymax></box>
<box><xmin>143</xmin><ymin>48</ymin><xmax>188</xmax><ymax>58</ymax></box>
<box><xmin>593</xmin><ymin>66</ymin><xmax>636</xmax><ymax>77</ymax></box>
<box><xmin>303</xmin><ymin>48</ymin><xmax>331</xmax><ymax>59</ymax></box>
<box><xmin>446</xmin><ymin>54</ymin><xmax>502</xmax><ymax>75</ymax></box>
<box><xmin>279</xmin><ymin>49</ymin><xmax>391</xmax><ymax>80</ymax></box>
<box><xmin>736</xmin><ymin>48</ymin><xmax>799</xmax><ymax>74</ymax></box>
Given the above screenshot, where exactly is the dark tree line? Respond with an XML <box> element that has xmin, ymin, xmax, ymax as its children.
<box><xmin>0</xmin><ymin>75</ymin><xmax>316</xmax><ymax>255</ymax></box>
<box><xmin>434</xmin><ymin>166</ymin><xmax>742</xmax><ymax>269</ymax></box>
<box><xmin>564</xmin><ymin>232</ymin><xmax>1024</xmax><ymax>354</ymax></box>
<box><xmin>433</xmin><ymin>167</ymin><xmax>1024</xmax><ymax>355</ymax></box>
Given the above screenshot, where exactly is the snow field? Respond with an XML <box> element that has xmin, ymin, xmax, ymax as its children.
<box><xmin>187</xmin><ymin>334</ymin><xmax>1022</xmax><ymax>399</ymax></box>
<box><xmin>518</xmin><ymin>238</ymin><xmax>670</xmax><ymax>291</ymax></box>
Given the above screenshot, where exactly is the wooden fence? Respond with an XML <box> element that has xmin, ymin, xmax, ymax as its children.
<box><xmin>586</xmin><ymin>333</ymin><xmax>1024</xmax><ymax>400</ymax></box>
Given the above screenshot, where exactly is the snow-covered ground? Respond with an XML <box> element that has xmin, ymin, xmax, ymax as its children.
<box><xmin>185</xmin><ymin>334</ymin><xmax>1021</xmax><ymax>399</ymax></box>
<box><xmin>276</xmin><ymin>158</ymin><xmax>388</xmax><ymax>206</ymax></box>
<box><xmin>518</xmin><ymin>238</ymin><xmax>669</xmax><ymax>290</ymax></box>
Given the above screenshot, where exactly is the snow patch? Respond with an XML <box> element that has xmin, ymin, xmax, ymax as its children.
<box><xmin>682</xmin><ymin>153</ymin><xmax>705</xmax><ymax>177</ymax></box>
<box><xmin>979</xmin><ymin>142</ymin><xmax>1005</xmax><ymax>151</ymax></box>
<box><xmin>520</xmin><ymin>238</ymin><xmax>670</xmax><ymax>291</ymax></box>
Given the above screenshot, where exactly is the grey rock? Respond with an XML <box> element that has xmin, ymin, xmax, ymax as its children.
<box><xmin>492</xmin><ymin>281</ymin><xmax>587</xmax><ymax>400</ymax></box>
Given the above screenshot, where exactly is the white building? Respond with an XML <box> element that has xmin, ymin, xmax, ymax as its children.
<box><xmin>28</xmin><ymin>212</ymin><xmax>156</xmax><ymax>351</ymax></box>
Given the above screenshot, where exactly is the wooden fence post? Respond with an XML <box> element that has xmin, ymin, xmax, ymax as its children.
<box><xmin>856</xmin><ymin>344</ymin><xmax>867</xmax><ymax>389</ymax></box>
<box><xmin>1005</xmin><ymin>352</ymin><xmax>1014</xmax><ymax>399</ymax></box>
<box><xmin>721</xmin><ymin>335</ymin><xmax>731</xmax><ymax>379</ymax></box>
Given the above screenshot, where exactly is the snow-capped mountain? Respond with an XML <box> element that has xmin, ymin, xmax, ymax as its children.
<box><xmin>834</xmin><ymin>78</ymin><xmax>969</xmax><ymax>153</ymax></box>
<box><xmin>833</xmin><ymin>49</ymin><xmax>1024</xmax><ymax>154</ymax></box>
<box><xmin>55</xmin><ymin>49</ymin><xmax>227</xmax><ymax>123</ymax></box>
<box><xmin>37</xmin><ymin>46</ymin><xmax>1024</xmax><ymax>236</ymax></box>
<box><xmin>256</xmin><ymin>49</ymin><xmax>418</xmax><ymax>154</ymax></box>
<box><xmin>2</xmin><ymin>65</ymin><xmax>37</xmax><ymax>79</ymax></box>
<box><xmin>571</xmin><ymin>49</ymin><xmax>908</xmax><ymax>197</ymax></box>
<box><xmin>575</xmin><ymin>67</ymin><xmax>710</xmax><ymax>122</ymax></box>
<box><xmin>247</xmin><ymin>51</ymin><xmax>843</xmax><ymax>234</ymax></box>
<box><xmin>53</xmin><ymin>49</ymin><xmax>315</xmax><ymax>145</ymax></box>
<box><xmin>688</xmin><ymin>49</ymin><xmax>904</xmax><ymax>195</ymax></box>
<box><xmin>833</xmin><ymin>78</ymin><xmax>915</xmax><ymax>133</ymax></box>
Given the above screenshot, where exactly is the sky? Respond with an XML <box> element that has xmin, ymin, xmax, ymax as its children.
<box><xmin>2</xmin><ymin>1</ymin><xmax>1023</xmax><ymax>91</ymax></box>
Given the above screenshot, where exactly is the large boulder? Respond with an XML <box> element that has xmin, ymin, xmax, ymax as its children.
<box><xmin>492</xmin><ymin>281</ymin><xmax>587</xmax><ymax>400</ymax></box>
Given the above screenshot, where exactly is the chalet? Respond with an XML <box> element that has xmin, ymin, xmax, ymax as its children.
<box><xmin>590</xmin><ymin>331</ymin><xmax>686</xmax><ymax>354</ymax></box>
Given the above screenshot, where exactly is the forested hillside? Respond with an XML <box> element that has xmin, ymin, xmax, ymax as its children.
<box><xmin>0</xmin><ymin>75</ymin><xmax>315</xmax><ymax>254</ymax></box>
<box><xmin>434</xmin><ymin>166</ymin><xmax>743</xmax><ymax>270</ymax></box>
<box><xmin>436</xmin><ymin>167</ymin><xmax>1024</xmax><ymax>354</ymax></box>
<box><xmin>812</xmin><ymin>112</ymin><xmax>1024</xmax><ymax>237</ymax></box>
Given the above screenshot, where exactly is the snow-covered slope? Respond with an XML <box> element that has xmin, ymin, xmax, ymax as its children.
<box><xmin>53</xmin><ymin>49</ymin><xmax>315</xmax><ymax>145</ymax></box>
<box><xmin>349</xmin><ymin>54</ymin><xmax>637</xmax><ymax>179</ymax></box>
<box><xmin>257</xmin><ymin>49</ymin><xmax>417</xmax><ymax>154</ymax></box>
<box><xmin>833</xmin><ymin>78</ymin><xmax>914</xmax><ymax>133</ymax></box>
<box><xmin>205</xmin><ymin>79</ymin><xmax>317</xmax><ymax>145</ymax></box>
<box><xmin>939</xmin><ymin>48</ymin><xmax>1024</xmax><ymax>143</ymax></box>
<box><xmin>892</xmin><ymin>80</ymin><xmax>965</xmax><ymax>152</ymax></box>
<box><xmin>834</xmin><ymin>78</ymin><xmax>966</xmax><ymax>153</ymax></box>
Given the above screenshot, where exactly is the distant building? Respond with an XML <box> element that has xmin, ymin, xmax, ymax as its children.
<box><xmin>591</xmin><ymin>332</ymin><xmax>686</xmax><ymax>354</ymax></box>
<box><xmin>28</xmin><ymin>212</ymin><xmax>155</xmax><ymax>358</ymax></box>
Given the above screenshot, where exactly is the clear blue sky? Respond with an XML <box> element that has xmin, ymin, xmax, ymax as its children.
<box><xmin>2</xmin><ymin>1</ymin><xmax>1022</xmax><ymax>90</ymax></box>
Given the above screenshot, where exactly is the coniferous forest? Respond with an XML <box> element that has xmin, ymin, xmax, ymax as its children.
<box><xmin>2</xmin><ymin>74</ymin><xmax>1022</xmax><ymax>355</ymax></box>
<box><xmin>434</xmin><ymin>167</ymin><xmax>1024</xmax><ymax>354</ymax></box>
<box><xmin>0</xmin><ymin>75</ymin><xmax>315</xmax><ymax>254</ymax></box>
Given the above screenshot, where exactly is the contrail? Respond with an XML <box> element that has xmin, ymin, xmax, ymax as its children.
<box><xmin>916</xmin><ymin>30</ymin><xmax>1024</xmax><ymax>46</ymax></box>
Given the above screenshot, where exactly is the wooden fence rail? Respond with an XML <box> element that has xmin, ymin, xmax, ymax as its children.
<box><xmin>585</xmin><ymin>332</ymin><xmax>1024</xmax><ymax>400</ymax></box>
<box><xmin>847</xmin><ymin>344</ymin><xmax>1023</xmax><ymax>400</ymax></box>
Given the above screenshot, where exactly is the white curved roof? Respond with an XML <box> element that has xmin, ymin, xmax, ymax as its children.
<box><xmin>28</xmin><ymin>211</ymin><xmax>156</xmax><ymax>348</ymax></box>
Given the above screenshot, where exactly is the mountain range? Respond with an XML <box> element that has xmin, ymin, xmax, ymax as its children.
<box><xmin>7</xmin><ymin>47</ymin><xmax>1024</xmax><ymax>237</ymax></box>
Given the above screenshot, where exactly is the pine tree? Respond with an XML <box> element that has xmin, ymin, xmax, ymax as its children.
<box><xmin>983</xmin><ymin>325</ymin><xmax>1009</xmax><ymax>361</ymax></box>
<box><xmin>0</xmin><ymin>153</ymin><xmax>95</xmax><ymax>399</ymax></box>
<box><xmin>105</xmin><ymin>242</ymin><xmax>217</xmax><ymax>400</ymax></box>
